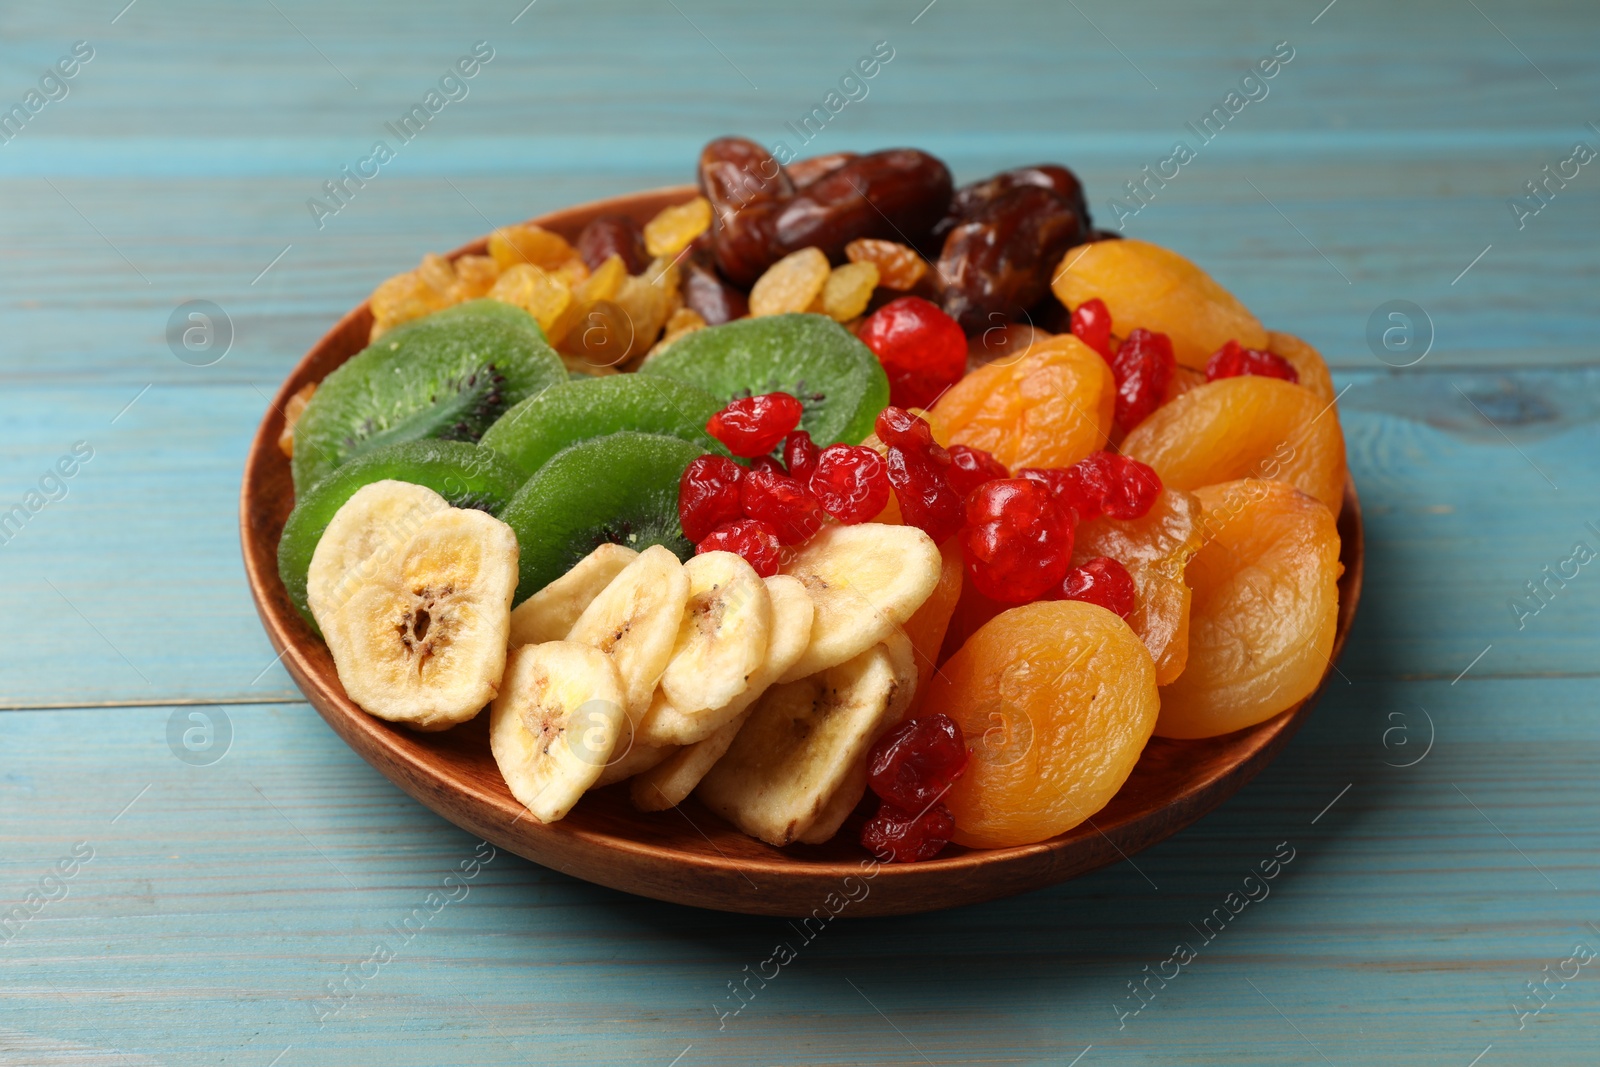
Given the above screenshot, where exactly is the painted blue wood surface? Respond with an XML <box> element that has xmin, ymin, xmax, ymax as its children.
<box><xmin>2</xmin><ymin>1</ymin><xmax>1598</xmax><ymax>1064</ymax></box>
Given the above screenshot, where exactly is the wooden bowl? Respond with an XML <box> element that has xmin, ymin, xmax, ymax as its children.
<box><xmin>240</xmin><ymin>186</ymin><xmax>1363</xmax><ymax>917</ymax></box>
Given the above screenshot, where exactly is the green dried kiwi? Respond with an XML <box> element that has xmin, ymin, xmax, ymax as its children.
<box><xmin>479</xmin><ymin>373</ymin><xmax>724</xmax><ymax>477</ymax></box>
<box><xmin>291</xmin><ymin>300</ymin><xmax>565</xmax><ymax>493</ymax></box>
<box><xmin>277</xmin><ymin>439</ymin><xmax>527</xmax><ymax>630</ymax></box>
<box><xmin>498</xmin><ymin>431</ymin><xmax>705</xmax><ymax>604</ymax></box>
<box><xmin>637</xmin><ymin>312</ymin><xmax>890</xmax><ymax>446</ymax></box>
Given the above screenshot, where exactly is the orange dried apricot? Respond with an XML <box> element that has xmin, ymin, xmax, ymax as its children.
<box><xmin>1120</xmin><ymin>376</ymin><xmax>1347</xmax><ymax>515</ymax></box>
<box><xmin>1051</xmin><ymin>238</ymin><xmax>1267</xmax><ymax>369</ymax></box>
<box><xmin>749</xmin><ymin>247</ymin><xmax>830</xmax><ymax>316</ymax></box>
<box><xmin>845</xmin><ymin>238</ymin><xmax>929</xmax><ymax>291</ymax></box>
<box><xmin>898</xmin><ymin>536</ymin><xmax>963</xmax><ymax>712</ymax></box>
<box><xmin>924</xmin><ymin>600</ymin><xmax>1159</xmax><ymax>849</ymax></box>
<box><xmin>643</xmin><ymin>196</ymin><xmax>712</xmax><ymax>257</ymax></box>
<box><xmin>1074</xmin><ymin>487</ymin><xmax>1202</xmax><ymax>685</ymax></box>
<box><xmin>931</xmin><ymin>334</ymin><xmax>1114</xmax><ymax>471</ymax></box>
<box><xmin>1267</xmin><ymin>330</ymin><xmax>1336</xmax><ymax>405</ymax></box>
<box><xmin>821</xmin><ymin>261</ymin><xmax>880</xmax><ymax>322</ymax></box>
<box><xmin>489</xmin><ymin>224</ymin><xmax>578</xmax><ymax>272</ymax></box>
<box><xmin>1155</xmin><ymin>479</ymin><xmax>1341</xmax><ymax>739</ymax></box>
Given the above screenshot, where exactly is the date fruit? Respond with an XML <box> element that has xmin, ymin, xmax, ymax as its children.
<box><xmin>575</xmin><ymin>213</ymin><xmax>650</xmax><ymax>274</ymax></box>
<box><xmin>936</xmin><ymin>184</ymin><xmax>1089</xmax><ymax>331</ymax></box>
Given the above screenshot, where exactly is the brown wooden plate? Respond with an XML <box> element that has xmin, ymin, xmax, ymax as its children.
<box><xmin>240</xmin><ymin>185</ymin><xmax>1363</xmax><ymax>917</ymax></box>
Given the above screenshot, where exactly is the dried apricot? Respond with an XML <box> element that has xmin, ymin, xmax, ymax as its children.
<box><xmin>821</xmin><ymin>261</ymin><xmax>880</xmax><ymax>322</ymax></box>
<box><xmin>924</xmin><ymin>600</ymin><xmax>1159</xmax><ymax>849</ymax></box>
<box><xmin>1266</xmin><ymin>330</ymin><xmax>1337</xmax><ymax>405</ymax></box>
<box><xmin>644</xmin><ymin>196</ymin><xmax>712</xmax><ymax>257</ymax></box>
<box><xmin>1074</xmin><ymin>487</ymin><xmax>1201</xmax><ymax>685</ymax></box>
<box><xmin>1050</xmin><ymin>238</ymin><xmax>1267</xmax><ymax>369</ymax></box>
<box><xmin>489</xmin><ymin>224</ymin><xmax>577</xmax><ymax>272</ymax></box>
<box><xmin>488</xmin><ymin>263</ymin><xmax>573</xmax><ymax>338</ymax></box>
<box><xmin>1121</xmin><ymin>376</ymin><xmax>1346</xmax><ymax>515</ymax></box>
<box><xmin>846</xmin><ymin>238</ymin><xmax>929</xmax><ymax>291</ymax></box>
<box><xmin>749</xmin><ymin>247</ymin><xmax>830</xmax><ymax>316</ymax></box>
<box><xmin>931</xmin><ymin>334</ymin><xmax>1114</xmax><ymax>471</ymax></box>
<box><xmin>898</xmin><ymin>536</ymin><xmax>963</xmax><ymax>712</ymax></box>
<box><xmin>1155</xmin><ymin>480</ymin><xmax>1341</xmax><ymax>739</ymax></box>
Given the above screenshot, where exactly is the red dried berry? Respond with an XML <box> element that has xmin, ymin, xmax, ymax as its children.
<box><xmin>867</xmin><ymin>713</ymin><xmax>969</xmax><ymax>810</ymax></box>
<box><xmin>874</xmin><ymin>405</ymin><xmax>942</xmax><ymax>456</ymax></box>
<box><xmin>739</xmin><ymin>465</ymin><xmax>826</xmax><ymax>545</ymax></box>
<box><xmin>783</xmin><ymin>430</ymin><xmax>820</xmax><ymax>485</ymax></box>
<box><xmin>697</xmin><ymin>519</ymin><xmax>782</xmax><ymax>577</ymax></box>
<box><xmin>1024</xmin><ymin>452</ymin><xmax>1161</xmax><ymax>523</ymax></box>
<box><xmin>960</xmin><ymin>478</ymin><xmax>1075</xmax><ymax>603</ymax></box>
<box><xmin>749</xmin><ymin>455</ymin><xmax>785</xmax><ymax>475</ymax></box>
<box><xmin>677</xmin><ymin>454</ymin><xmax>745</xmax><ymax>543</ymax></box>
<box><xmin>706</xmin><ymin>392</ymin><xmax>805</xmax><ymax>457</ymax></box>
<box><xmin>886</xmin><ymin>446</ymin><xmax>964</xmax><ymax>544</ymax></box>
<box><xmin>1110</xmin><ymin>328</ymin><xmax>1176</xmax><ymax>432</ymax></box>
<box><xmin>1103</xmin><ymin>456</ymin><xmax>1162</xmax><ymax>520</ymax></box>
<box><xmin>945</xmin><ymin>444</ymin><xmax>1009</xmax><ymax>498</ymax></box>
<box><xmin>809</xmin><ymin>444</ymin><xmax>890</xmax><ymax>524</ymax></box>
<box><xmin>861</xmin><ymin>800</ymin><xmax>956</xmax><ymax>863</ymax></box>
<box><xmin>857</xmin><ymin>296</ymin><xmax>969</xmax><ymax>411</ymax></box>
<box><xmin>1059</xmin><ymin>556</ymin><xmax>1137</xmax><ymax>619</ymax></box>
<box><xmin>1205</xmin><ymin>339</ymin><xmax>1299</xmax><ymax>384</ymax></box>
<box><xmin>1070</xmin><ymin>297</ymin><xmax>1114</xmax><ymax>359</ymax></box>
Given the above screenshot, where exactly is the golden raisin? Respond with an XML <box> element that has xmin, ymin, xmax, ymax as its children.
<box><xmin>579</xmin><ymin>253</ymin><xmax>628</xmax><ymax>304</ymax></box>
<box><xmin>488</xmin><ymin>263</ymin><xmax>573</xmax><ymax>338</ymax></box>
<box><xmin>646</xmin><ymin>307</ymin><xmax>709</xmax><ymax>359</ymax></box>
<box><xmin>846</xmin><ymin>238</ymin><xmax>929</xmax><ymax>291</ymax></box>
<box><xmin>643</xmin><ymin>196</ymin><xmax>712</xmax><ymax>257</ymax></box>
<box><xmin>821</xmin><ymin>261</ymin><xmax>879</xmax><ymax>322</ymax></box>
<box><xmin>277</xmin><ymin>382</ymin><xmax>316</xmax><ymax>458</ymax></box>
<box><xmin>450</xmin><ymin>255</ymin><xmax>500</xmax><ymax>301</ymax></box>
<box><xmin>488</xmin><ymin>224</ymin><xmax>577</xmax><ymax>271</ymax></box>
<box><xmin>749</xmin><ymin>247</ymin><xmax>830</xmax><ymax>316</ymax></box>
<box><xmin>369</xmin><ymin>271</ymin><xmax>448</xmax><ymax>340</ymax></box>
<box><xmin>564</xmin><ymin>300</ymin><xmax>637</xmax><ymax>370</ymax></box>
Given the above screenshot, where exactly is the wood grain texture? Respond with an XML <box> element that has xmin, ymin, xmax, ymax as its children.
<box><xmin>2</xmin><ymin>0</ymin><xmax>1598</xmax><ymax>1061</ymax></box>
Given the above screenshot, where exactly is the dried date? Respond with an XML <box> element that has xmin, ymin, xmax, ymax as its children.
<box><xmin>936</xmin><ymin>184</ymin><xmax>1088</xmax><ymax>331</ymax></box>
<box><xmin>576</xmin><ymin>213</ymin><xmax>650</xmax><ymax>274</ymax></box>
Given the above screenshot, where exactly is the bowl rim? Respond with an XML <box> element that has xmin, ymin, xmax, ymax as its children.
<box><xmin>239</xmin><ymin>184</ymin><xmax>1364</xmax><ymax>916</ymax></box>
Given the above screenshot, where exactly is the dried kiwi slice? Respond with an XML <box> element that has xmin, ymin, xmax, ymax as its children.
<box><xmin>291</xmin><ymin>300</ymin><xmax>566</xmax><ymax>492</ymax></box>
<box><xmin>498</xmin><ymin>431</ymin><xmax>705</xmax><ymax>604</ymax></box>
<box><xmin>479</xmin><ymin>374</ymin><xmax>724</xmax><ymax>477</ymax></box>
<box><xmin>638</xmin><ymin>312</ymin><xmax>890</xmax><ymax>446</ymax></box>
<box><xmin>277</xmin><ymin>439</ymin><xmax>526</xmax><ymax>629</ymax></box>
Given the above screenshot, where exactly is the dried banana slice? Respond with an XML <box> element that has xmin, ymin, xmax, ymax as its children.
<box><xmin>507</xmin><ymin>543</ymin><xmax>638</xmax><ymax>648</ymax></box>
<box><xmin>661</xmin><ymin>551</ymin><xmax>771</xmax><ymax>716</ymax></box>
<box><xmin>779</xmin><ymin>523</ymin><xmax>941</xmax><ymax>682</ymax></box>
<box><xmin>696</xmin><ymin>640</ymin><xmax>906</xmax><ymax>846</ymax></box>
<box><xmin>306</xmin><ymin>480</ymin><xmax>449</xmax><ymax>624</ymax></box>
<box><xmin>490</xmin><ymin>640</ymin><xmax>627</xmax><ymax>822</ymax></box>
<box><xmin>317</xmin><ymin>505</ymin><xmax>518</xmax><ymax>731</ymax></box>
<box><xmin>566</xmin><ymin>545</ymin><xmax>690</xmax><ymax>722</ymax></box>
<box><xmin>635</xmin><ymin>573</ymin><xmax>812</xmax><ymax>749</ymax></box>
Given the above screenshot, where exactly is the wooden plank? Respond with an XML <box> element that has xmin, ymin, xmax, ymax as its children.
<box><xmin>0</xmin><ymin>681</ymin><xmax>1594</xmax><ymax>1064</ymax></box>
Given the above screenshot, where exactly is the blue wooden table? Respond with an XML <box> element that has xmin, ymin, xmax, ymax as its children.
<box><xmin>3</xmin><ymin>1</ymin><xmax>1597</xmax><ymax>1062</ymax></box>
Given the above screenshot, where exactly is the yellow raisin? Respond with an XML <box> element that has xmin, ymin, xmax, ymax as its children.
<box><xmin>369</xmin><ymin>271</ymin><xmax>448</xmax><ymax>340</ymax></box>
<box><xmin>416</xmin><ymin>253</ymin><xmax>456</xmax><ymax>294</ymax></box>
<box><xmin>489</xmin><ymin>263</ymin><xmax>573</xmax><ymax>337</ymax></box>
<box><xmin>611</xmin><ymin>274</ymin><xmax>673</xmax><ymax>361</ymax></box>
<box><xmin>644</xmin><ymin>196</ymin><xmax>713</xmax><ymax>258</ymax></box>
<box><xmin>564</xmin><ymin>300</ymin><xmax>638</xmax><ymax>370</ymax></box>
<box><xmin>821</xmin><ymin>261</ymin><xmax>879</xmax><ymax>322</ymax></box>
<box><xmin>749</xmin><ymin>247</ymin><xmax>830</xmax><ymax>316</ymax></box>
<box><xmin>553</xmin><ymin>256</ymin><xmax>590</xmax><ymax>290</ymax></box>
<box><xmin>646</xmin><ymin>307</ymin><xmax>709</xmax><ymax>360</ymax></box>
<box><xmin>450</xmin><ymin>254</ymin><xmax>500</xmax><ymax>301</ymax></box>
<box><xmin>579</xmin><ymin>254</ymin><xmax>627</xmax><ymax>304</ymax></box>
<box><xmin>845</xmin><ymin>238</ymin><xmax>929</xmax><ymax>291</ymax></box>
<box><xmin>277</xmin><ymin>382</ymin><xmax>317</xmax><ymax>457</ymax></box>
<box><xmin>488</xmin><ymin>224</ymin><xmax>577</xmax><ymax>271</ymax></box>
